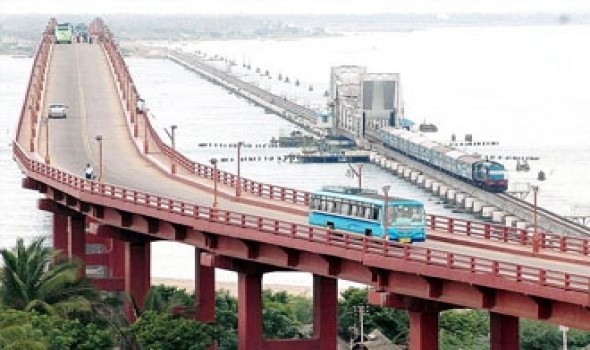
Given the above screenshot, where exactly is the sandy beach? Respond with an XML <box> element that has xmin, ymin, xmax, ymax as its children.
<box><xmin>152</xmin><ymin>277</ymin><xmax>318</xmax><ymax>297</ymax></box>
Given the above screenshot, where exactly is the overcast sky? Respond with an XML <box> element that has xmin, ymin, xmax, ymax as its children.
<box><xmin>2</xmin><ymin>0</ymin><xmax>590</xmax><ymax>15</ymax></box>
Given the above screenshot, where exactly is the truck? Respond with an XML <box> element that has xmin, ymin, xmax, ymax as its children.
<box><xmin>55</xmin><ymin>23</ymin><xmax>73</xmax><ymax>44</ymax></box>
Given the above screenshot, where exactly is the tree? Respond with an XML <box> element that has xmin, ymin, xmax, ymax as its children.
<box><xmin>338</xmin><ymin>287</ymin><xmax>408</xmax><ymax>344</ymax></box>
<box><xmin>0</xmin><ymin>237</ymin><xmax>100</xmax><ymax>318</ymax></box>
<box><xmin>216</xmin><ymin>289</ymin><xmax>238</xmax><ymax>350</ymax></box>
<box><xmin>142</xmin><ymin>284</ymin><xmax>195</xmax><ymax>317</ymax></box>
<box><xmin>0</xmin><ymin>308</ymin><xmax>114</xmax><ymax>349</ymax></box>
<box><xmin>440</xmin><ymin>310</ymin><xmax>489</xmax><ymax>350</ymax></box>
<box><xmin>131</xmin><ymin>311</ymin><xmax>216</xmax><ymax>350</ymax></box>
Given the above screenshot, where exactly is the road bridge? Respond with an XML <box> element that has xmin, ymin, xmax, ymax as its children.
<box><xmin>13</xmin><ymin>18</ymin><xmax>590</xmax><ymax>349</ymax></box>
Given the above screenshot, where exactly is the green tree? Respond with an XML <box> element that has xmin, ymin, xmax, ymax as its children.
<box><xmin>520</xmin><ymin>319</ymin><xmax>561</xmax><ymax>350</ymax></box>
<box><xmin>0</xmin><ymin>237</ymin><xmax>100</xmax><ymax>318</ymax></box>
<box><xmin>131</xmin><ymin>310</ymin><xmax>216</xmax><ymax>350</ymax></box>
<box><xmin>262</xmin><ymin>290</ymin><xmax>303</xmax><ymax>339</ymax></box>
<box><xmin>440</xmin><ymin>310</ymin><xmax>489</xmax><ymax>350</ymax></box>
<box><xmin>0</xmin><ymin>308</ymin><xmax>114</xmax><ymax>349</ymax></box>
<box><xmin>216</xmin><ymin>290</ymin><xmax>238</xmax><ymax>350</ymax></box>
<box><xmin>142</xmin><ymin>285</ymin><xmax>195</xmax><ymax>317</ymax></box>
<box><xmin>338</xmin><ymin>287</ymin><xmax>408</xmax><ymax>344</ymax></box>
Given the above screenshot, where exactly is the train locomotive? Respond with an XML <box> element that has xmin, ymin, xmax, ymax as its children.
<box><xmin>368</xmin><ymin>126</ymin><xmax>508</xmax><ymax>192</ymax></box>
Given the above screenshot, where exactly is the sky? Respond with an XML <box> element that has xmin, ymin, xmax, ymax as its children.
<box><xmin>2</xmin><ymin>0</ymin><xmax>590</xmax><ymax>15</ymax></box>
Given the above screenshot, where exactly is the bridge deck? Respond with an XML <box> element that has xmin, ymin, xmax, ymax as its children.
<box><xmin>32</xmin><ymin>43</ymin><xmax>590</xmax><ymax>279</ymax></box>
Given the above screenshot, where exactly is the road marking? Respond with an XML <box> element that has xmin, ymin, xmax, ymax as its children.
<box><xmin>76</xmin><ymin>45</ymin><xmax>95</xmax><ymax>167</ymax></box>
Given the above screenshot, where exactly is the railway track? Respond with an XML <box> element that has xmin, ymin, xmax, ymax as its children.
<box><xmin>497</xmin><ymin>193</ymin><xmax>590</xmax><ymax>237</ymax></box>
<box><xmin>368</xmin><ymin>140</ymin><xmax>590</xmax><ymax>237</ymax></box>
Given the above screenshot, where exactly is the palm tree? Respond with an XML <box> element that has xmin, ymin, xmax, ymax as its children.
<box><xmin>0</xmin><ymin>237</ymin><xmax>100</xmax><ymax>318</ymax></box>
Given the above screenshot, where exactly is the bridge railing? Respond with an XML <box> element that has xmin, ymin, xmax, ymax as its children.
<box><xmin>15</xmin><ymin>21</ymin><xmax>54</xmax><ymax>152</ymax></box>
<box><xmin>94</xmin><ymin>26</ymin><xmax>311</xmax><ymax>206</ymax></box>
<box><xmin>13</xmin><ymin>141</ymin><xmax>590</xmax><ymax>300</ymax></box>
<box><xmin>428</xmin><ymin>216</ymin><xmax>590</xmax><ymax>257</ymax></box>
<box><xmin>13</xmin><ymin>18</ymin><xmax>590</xmax><ymax>263</ymax></box>
<box><xmin>93</xmin><ymin>24</ymin><xmax>590</xmax><ymax>257</ymax></box>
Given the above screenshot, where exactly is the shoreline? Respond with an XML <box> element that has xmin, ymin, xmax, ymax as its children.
<box><xmin>152</xmin><ymin>277</ymin><xmax>353</xmax><ymax>297</ymax></box>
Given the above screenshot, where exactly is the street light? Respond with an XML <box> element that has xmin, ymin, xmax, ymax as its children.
<box><xmin>143</xmin><ymin>108</ymin><xmax>150</xmax><ymax>154</ymax></box>
<box><xmin>167</xmin><ymin>124</ymin><xmax>177</xmax><ymax>174</ymax></box>
<box><xmin>210</xmin><ymin>158</ymin><xmax>218</xmax><ymax>207</ymax></box>
<box><xmin>44</xmin><ymin>116</ymin><xmax>50</xmax><ymax>165</ymax></box>
<box><xmin>347</xmin><ymin>164</ymin><xmax>363</xmax><ymax>190</ymax></box>
<box><xmin>531</xmin><ymin>185</ymin><xmax>540</xmax><ymax>254</ymax></box>
<box><xmin>95</xmin><ymin>135</ymin><xmax>103</xmax><ymax>182</ymax></box>
<box><xmin>236</xmin><ymin>141</ymin><xmax>244</xmax><ymax>197</ymax></box>
<box><xmin>382</xmin><ymin>185</ymin><xmax>391</xmax><ymax>239</ymax></box>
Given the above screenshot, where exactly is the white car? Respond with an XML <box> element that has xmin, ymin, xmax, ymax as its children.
<box><xmin>48</xmin><ymin>103</ymin><xmax>67</xmax><ymax>118</ymax></box>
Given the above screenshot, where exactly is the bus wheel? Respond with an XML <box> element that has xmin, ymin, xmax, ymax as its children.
<box><xmin>327</xmin><ymin>222</ymin><xmax>334</xmax><ymax>230</ymax></box>
<box><xmin>364</xmin><ymin>229</ymin><xmax>372</xmax><ymax>237</ymax></box>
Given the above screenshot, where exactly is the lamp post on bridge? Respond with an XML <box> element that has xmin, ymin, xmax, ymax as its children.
<box><xmin>347</xmin><ymin>164</ymin><xmax>363</xmax><ymax>190</ymax></box>
<box><xmin>236</xmin><ymin>141</ymin><xmax>244</xmax><ymax>197</ymax></box>
<box><xmin>44</xmin><ymin>116</ymin><xmax>51</xmax><ymax>165</ymax></box>
<box><xmin>143</xmin><ymin>108</ymin><xmax>149</xmax><ymax>154</ymax></box>
<box><xmin>382</xmin><ymin>185</ymin><xmax>390</xmax><ymax>239</ymax></box>
<box><xmin>210</xmin><ymin>158</ymin><xmax>219</xmax><ymax>208</ymax></box>
<box><xmin>531</xmin><ymin>185</ymin><xmax>540</xmax><ymax>255</ymax></box>
<box><xmin>95</xmin><ymin>135</ymin><xmax>103</xmax><ymax>182</ymax></box>
<box><xmin>165</xmin><ymin>124</ymin><xmax>177</xmax><ymax>174</ymax></box>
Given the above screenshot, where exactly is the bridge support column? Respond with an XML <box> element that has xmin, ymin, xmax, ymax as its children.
<box><xmin>409</xmin><ymin>311</ymin><xmax>439</xmax><ymax>350</ymax></box>
<box><xmin>69</xmin><ymin>216</ymin><xmax>86</xmax><ymax>274</ymax></box>
<box><xmin>312</xmin><ymin>275</ymin><xmax>338</xmax><ymax>349</ymax></box>
<box><xmin>238</xmin><ymin>271</ymin><xmax>263</xmax><ymax>350</ymax></box>
<box><xmin>125</xmin><ymin>240</ymin><xmax>151</xmax><ymax>321</ymax></box>
<box><xmin>52</xmin><ymin>212</ymin><xmax>69</xmax><ymax>253</ymax></box>
<box><xmin>195</xmin><ymin>249</ymin><xmax>216</xmax><ymax>323</ymax></box>
<box><xmin>490</xmin><ymin>313</ymin><xmax>519</xmax><ymax>350</ymax></box>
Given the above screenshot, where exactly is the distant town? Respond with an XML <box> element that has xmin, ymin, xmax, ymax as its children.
<box><xmin>2</xmin><ymin>12</ymin><xmax>590</xmax><ymax>55</ymax></box>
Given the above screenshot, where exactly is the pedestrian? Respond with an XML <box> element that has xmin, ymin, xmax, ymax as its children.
<box><xmin>85</xmin><ymin>163</ymin><xmax>95</xmax><ymax>180</ymax></box>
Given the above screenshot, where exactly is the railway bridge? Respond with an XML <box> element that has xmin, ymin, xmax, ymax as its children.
<box><xmin>13</xmin><ymin>18</ymin><xmax>590</xmax><ymax>349</ymax></box>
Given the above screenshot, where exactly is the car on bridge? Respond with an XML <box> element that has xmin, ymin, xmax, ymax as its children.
<box><xmin>48</xmin><ymin>103</ymin><xmax>67</xmax><ymax>118</ymax></box>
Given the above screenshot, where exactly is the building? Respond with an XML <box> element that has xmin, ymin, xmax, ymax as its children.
<box><xmin>329</xmin><ymin>66</ymin><xmax>403</xmax><ymax>142</ymax></box>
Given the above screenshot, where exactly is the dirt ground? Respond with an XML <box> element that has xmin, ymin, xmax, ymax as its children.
<box><xmin>151</xmin><ymin>277</ymin><xmax>318</xmax><ymax>297</ymax></box>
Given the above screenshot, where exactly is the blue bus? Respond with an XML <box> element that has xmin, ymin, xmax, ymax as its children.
<box><xmin>308</xmin><ymin>186</ymin><xmax>426</xmax><ymax>243</ymax></box>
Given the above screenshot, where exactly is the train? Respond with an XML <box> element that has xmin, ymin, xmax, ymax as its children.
<box><xmin>367</xmin><ymin>126</ymin><xmax>508</xmax><ymax>192</ymax></box>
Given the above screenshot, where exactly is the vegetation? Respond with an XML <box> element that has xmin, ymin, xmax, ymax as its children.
<box><xmin>0</xmin><ymin>238</ymin><xmax>589</xmax><ymax>349</ymax></box>
<box><xmin>338</xmin><ymin>287</ymin><xmax>408</xmax><ymax>344</ymax></box>
<box><xmin>0</xmin><ymin>238</ymin><xmax>100</xmax><ymax>318</ymax></box>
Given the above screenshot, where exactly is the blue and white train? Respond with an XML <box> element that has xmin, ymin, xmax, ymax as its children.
<box><xmin>368</xmin><ymin>127</ymin><xmax>508</xmax><ymax>192</ymax></box>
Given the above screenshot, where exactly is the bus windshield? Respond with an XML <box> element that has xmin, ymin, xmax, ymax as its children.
<box><xmin>388</xmin><ymin>205</ymin><xmax>424</xmax><ymax>225</ymax></box>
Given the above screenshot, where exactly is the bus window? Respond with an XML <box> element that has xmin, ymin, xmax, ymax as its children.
<box><xmin>372</xmin><ymin>208</ymin><xmax>380</xmax><ymax>221</ymax></box>
<box><xmin>341</xmin><ymin>202</ymin><xmax>350</xmax><ymax>215</ymax></box>
<box><xmin>364</xmin><ymin>207</ymin><xmax>372</xmax><ymax>220</ymax></box>
<box><xmin>328</xmin><ymin>201</ymin><xmax>336</xmax><ymax>212</ymax></box>
<box><xmin>311</xmin><ymin>197</ymin><xmax>321</xmax><ymax>210</ymax></box>
<box><xmin>350</xmin><ymin>205</ymin><xmax>358</xmax><ymax>217</ymax></box>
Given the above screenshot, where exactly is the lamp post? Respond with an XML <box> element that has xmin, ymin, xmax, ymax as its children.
<box><xmin>531</xmin><ymin>185</ymin><xmax>540</xmax><ymax>254</ymax></box>
<box><xmin>236</xmin><ymin>141</ymin><xmax>244</xmax><ymax>197</ymax></box>
<box><xmin>143</xmin><ymin>108</ymin><xmax>149</xmax><ymax>154</ymax></box>
<box><xmin>347</xmin><ymin>164</ymin><xmax>363</xmax><ymax>190</ymax></box>
<box><xmin>44</xmin><ymin>116</ymin><xmax>50</xmax><ymax>164</ymax></box>
<box><xmin>95</xmin><ymin>135</ymin><xmax>103</xmax><ymax>182</ymax></box>
<box><xmin>382</xmin><ymin>185</ymin><xmax>391</xmax><ymax>239</ymax></box>
<box><xmin>559</xmin><ymin>325</ymin><xmax>569</xmax><ymax>350</ymax></box>
<box><xmin>355</xmin><ymin>305</ymin><xmax>366</xmax><ymax>346</ymax></box>
<box><xmin>170</xmin><ymin>124</ymin><xmax>177</xmax><ymax>174</ymax></box>
<box><xmin>210</xmin><ymin>158</ymin><xmax>218</xmax><ymax>207</ymax></box>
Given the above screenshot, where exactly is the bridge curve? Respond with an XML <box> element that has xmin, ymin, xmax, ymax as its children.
<box><xmin>13</xmin><ymin>18</ymin><xmax>590</xmax><ymax>349</ymax></box>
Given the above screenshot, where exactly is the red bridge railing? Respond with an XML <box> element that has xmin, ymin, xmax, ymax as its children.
<box><xmin>12</xmin><ymin>142</ymin><xmax>590</xmax><ymax>302</ymax></box>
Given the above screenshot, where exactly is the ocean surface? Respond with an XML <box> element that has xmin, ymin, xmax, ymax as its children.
<box><xmin>1</xmin><ymin>24</ymin><xmax>590</xmax><ymax>286</ymax></box>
